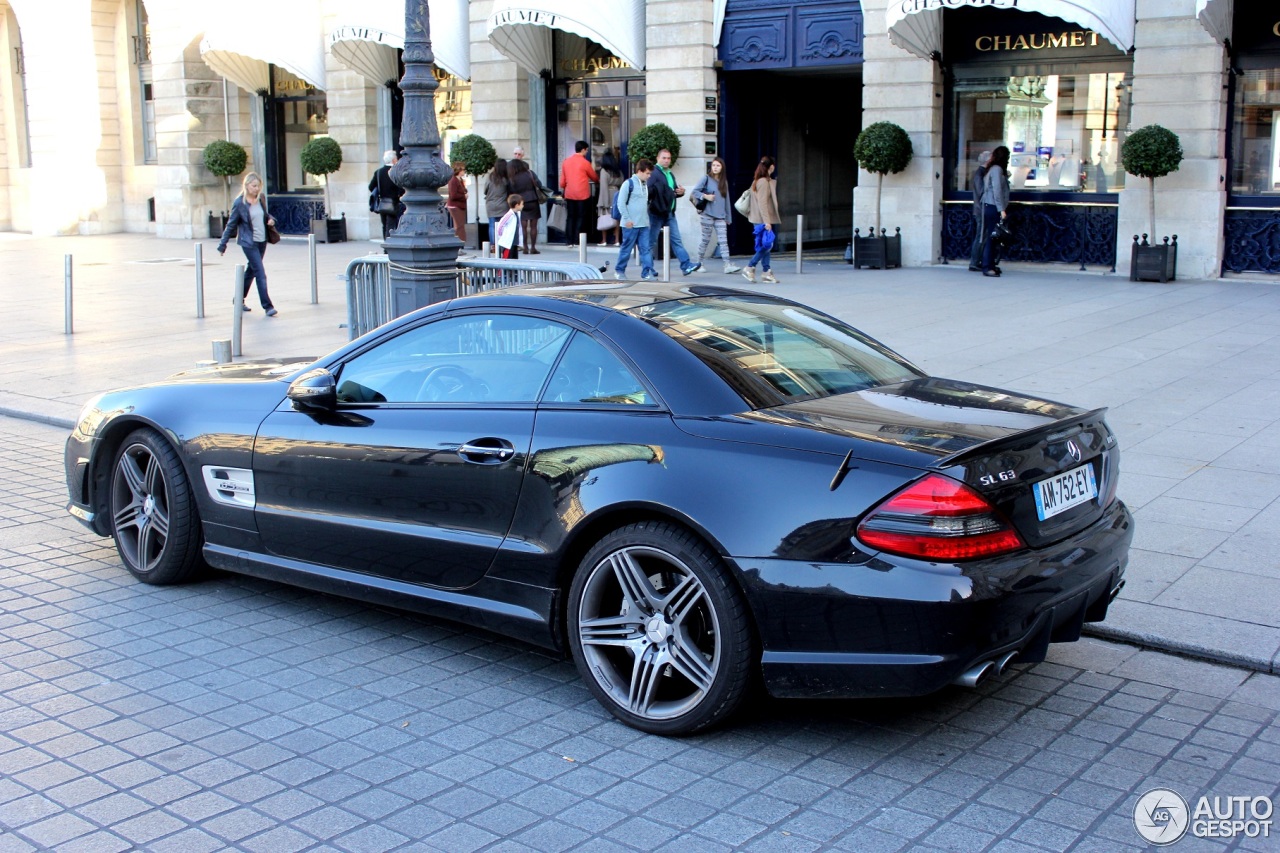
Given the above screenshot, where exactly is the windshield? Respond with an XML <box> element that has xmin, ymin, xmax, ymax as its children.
<box><xmin>635</xmin><ymin>295</ymin><xmax>924</xmax><ymax>408</ymax></box>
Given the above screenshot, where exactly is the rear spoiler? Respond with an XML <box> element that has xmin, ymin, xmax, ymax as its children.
<box><xmin>932</xmin><ymin>407</ymin><xmax>1109</xmax><ymax>469</ymax></box>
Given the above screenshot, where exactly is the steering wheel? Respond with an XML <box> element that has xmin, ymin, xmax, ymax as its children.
<box><xmin>416</xmin><ymin>365</ymin><xmax>484</xmax><ymax>402</ymax></box>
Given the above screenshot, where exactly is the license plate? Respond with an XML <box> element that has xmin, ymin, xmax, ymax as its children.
<box><xmin>1033</xmin><ymin>463</ymin><xmax>1098</xmax><ymax>521</ymax></box>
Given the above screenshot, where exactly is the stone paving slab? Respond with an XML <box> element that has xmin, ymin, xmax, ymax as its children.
<box><xmin>1</xmin><ymin>232</ymin><xmax>1278</xmax><ymax>678</ymax></box>
<box><xmin>2</xmin><ymin>418</ymin><xmax>1279</xmax><ymax>852</ymax></box>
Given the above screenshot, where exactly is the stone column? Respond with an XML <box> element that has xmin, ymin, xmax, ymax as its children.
<box><xmin>856</xmin><ymin>0</ymin><xmax>942</xmax><ymax>267</ymax></box>
<box><xmin>1119</xmin><ymin>0</ymin><xmax>1227</xmax><ymax>279</ymax></box>
<box><xmin>644</xmin><ymin>0</ymin><xmax>717</xmax><ymax>251</ymax></box>
<box><xmin>470</xmin><ymin>0</ymin><xmax>533</xmax><ymax>167</ymax></box>
<box><xmin>323</xmin><ymin>63</ymin><xmax>380</xmax><ymax>242</ymax></box>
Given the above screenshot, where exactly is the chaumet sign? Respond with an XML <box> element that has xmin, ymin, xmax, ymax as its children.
<box><xmin>976</xmin><ymin>30</ymin><xmax>1104</xmax><ymax>51</ymax></box>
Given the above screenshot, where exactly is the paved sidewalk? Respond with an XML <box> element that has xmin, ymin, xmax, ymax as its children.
<box><xmin>2</xmin><ymin>231</ymin><xmax>1278</xmax><ymax>677</ymax></box>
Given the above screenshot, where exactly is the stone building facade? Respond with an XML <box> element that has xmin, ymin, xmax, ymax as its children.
<box><xmin>1</xmin><ymin>0</ymin><xmax>1274</xmax><ymax>280</ymax></box>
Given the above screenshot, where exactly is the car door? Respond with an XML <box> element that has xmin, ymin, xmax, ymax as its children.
<box><xmin>252</xmin><ymin>311</ymin><xmax>574</xmax><ymax>590</ymax></box>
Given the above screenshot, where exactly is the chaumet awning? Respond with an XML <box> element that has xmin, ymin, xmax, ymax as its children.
<box><xmin>1194</xmin><ymin>0</ymin><xmax>1230</xmax><ymax>44</ymax></box>
<box><xmin>487</xmin><ymin>0</ymin><xmax>646</xmax><ymax>75</ymax></box>
<box><xmin>201</xmin><ymin>0</ymin><xmax>326</xmax><ymax>93</ymax></box>
<box><xmin>886</xmin><ymin>0</ymin><xmax>1136</xmax><ymax>61</ymax></box>
<box><xmin>329</xmin><ymin>0</ymin><xmax>471</xmax><ymax>86</ymax></box>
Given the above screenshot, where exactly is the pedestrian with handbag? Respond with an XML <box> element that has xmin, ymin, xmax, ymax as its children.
<box><xmin>217</xmin><ymin>171</ymin><xmax>278</xmax><ymax>316</ymax></box>
<box><xmin>980</xmin><ymin>145</ymin><xmax>1010</xmax><ymax>277</ymax></box>
<box><xmin>508</xmin><ymin>157</ymin><xmax>544</xmax><ymax>254</ymax></box>
<box><xmin>693</xmin><ymin>156</ymin><xmax>741</xmax><ymax>274</ymax></box>
<box><xmin>368</xmin><ymin>150</ymin><xmax>403</xmax><ymax>239</ymax></box>
<box><xmin>742</xmin><ymin>156</ymin><xmax>781</xmax><ymax>284</ymax></box>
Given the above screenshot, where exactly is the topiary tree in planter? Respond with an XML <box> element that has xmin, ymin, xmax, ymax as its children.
<box><xmin>853</xmin><ymin>121</ymin><xmax>913</xmax><ymax>234</ymax></box>
<box><xmin>202</xmin><ymin>140</ymin><xmax>247</xmax><ymax>217</ymax></box>
<box><xmin>852</xmin><ymin>122</ymin><xmax>913</xmax><ymax>269</ymax></box>
<box><xmin>627</xmin><ymin>123</ymin><xmax>681</xmax><ymax>165</ymax></box>
<box><xmin>1121</xmin><ymin>124</ymin><xmax>1183</xmax><ymax>281</ymax></box>
<box><xmin>300</xmin><ymin>136</ymin><xmax>345</xmax><ymax>242</ymax></box>
<box><xmin>1121</xmin><ymin>124</ymin><xmax>1183</xmax><ymax>240</ymax></box>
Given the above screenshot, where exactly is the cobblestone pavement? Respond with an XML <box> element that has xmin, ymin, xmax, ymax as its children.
<box><xmin>3</xmin><ymin>416</ymin><xmax>1279</xmax><ymax>853</ymax></box>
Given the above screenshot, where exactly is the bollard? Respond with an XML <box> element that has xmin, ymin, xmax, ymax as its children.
<box><xmin>578</xmin><ymin>232</ymin><xmax>587</xmax><ymax>264</ymax></box>
<box><xmin>482</xmin><ymin>240</ymin><xmax>490</xmax><ymax>257</ymax></box>
<box><xmin>795</xmin><ymin>214</ymin><xmax>804</xmax><ymax>276</ymax></box>
<box><xmin>232</xmin><ymin>264</ymin><xmax>244</xmax><ymax>357</ymax></box>
<box><xmin>662</xmin><ymin>227</ymin><xmax>671</xmax><ymax>281</ymax></box>
<box><xmin>195</xmin><ymin>243</ymin><xmax>205</xmax><ymax>318</ymax></box>
<box><xmin>64</xmin><ymin>255</ymin><xmax>73</xmax><ymax>335</ymax></box>
<box><xmin>308</xmin><ymin>233</ymin><xmax>318</xmax><ymax>304</ymax></box>
<box><xmin>211</xmin><ymin>340</ymin><xmax>232</xmax><ymax>364</ymax></box>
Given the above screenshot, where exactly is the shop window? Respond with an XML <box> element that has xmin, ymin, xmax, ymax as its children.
<box><xmin>1230</xmin><ymin>68</ymin><xmax>1280</xmax><ymax>196</ymax></box>
<box><xmin>951</xmin><ymin>69</ymin><xmax>1130</xmax><ymax>195</ymax></box>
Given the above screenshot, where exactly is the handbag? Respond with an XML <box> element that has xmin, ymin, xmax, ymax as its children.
<box><xmin>265</xmin><ymin>222</ymin><xmax>281</xmax><ymax>244</ymax></box>
<box><xmin>376</xmin><ymin>197</ymin><xmax>398</xmax><ymax>215</ymax></box>
<box><xmin>991</xmin><ymin>220</ymin><xmax>1013</xmax><ymax>247</ymax></box>
<box><xmin>690</xmin><ymin>176</ymin><xmax>710</xmax><ymax>213</ymax></box>
<box><xmin>597</xmin><ymin>213</ymin><xmax>618</xmax><ymax>231</ymax></box>
<box><xmin>534</xmin><ymin>177</ymin><xmax>549</xmax><ymax>204</ymax></box>
<box><xmin>547</xmin><ymin>201</ymin><xmax>567</xmax><ymax>232</ymax></box>
<box><xmin>733</xmin><ymin>188</ymin><xmax>752</xmax><ymax>217</ymax></box>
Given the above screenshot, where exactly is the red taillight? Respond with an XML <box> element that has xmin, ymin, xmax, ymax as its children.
<box><xmin>856</xmin><ymin>473</ymin><xmax>1024</xmax><ymax>561</ymax></box>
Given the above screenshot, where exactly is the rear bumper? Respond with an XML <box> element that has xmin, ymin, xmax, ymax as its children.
<box><xmin>735</xmin><ymin>499</ymin><xmax>1132</xmax><ymax>699</ymax></box>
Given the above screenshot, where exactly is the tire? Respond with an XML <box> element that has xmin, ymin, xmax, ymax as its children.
<box><xmin>568</xmin><ymin>521</ymin><xmax>755</xmax><ymax>735</ymax></box>
<box><xmin>108</xmin><ymin>428</ymin><xmax>204</xmax><ymax>585</ymax></box>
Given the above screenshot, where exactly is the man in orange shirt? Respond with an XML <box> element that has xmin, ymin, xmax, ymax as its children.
<box><xmin>559</xmin><ymin>140</ymin><xmax>599</xmax><ymax>245</ymax></box>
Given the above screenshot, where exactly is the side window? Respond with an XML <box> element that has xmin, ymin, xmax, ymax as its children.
<box><xmin>544</xmin><ymin>333</ymin><xmax>650</xmax><ymax>405</ymax></box>
<box><xmin>336</xmin><ymin>314</ymin><xmax>572</xmax><ymax>404</ymax></box>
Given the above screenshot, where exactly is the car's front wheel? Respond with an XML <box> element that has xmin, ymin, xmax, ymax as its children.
<box><xmin>569</xmin><ymin>522</ymin><xmax>754</xmax><ymax>735</ymax></box>
<box><xmin>108</xmin><ymin>428</ymin><xmax>204</xmax><ymax>585</ymax></box>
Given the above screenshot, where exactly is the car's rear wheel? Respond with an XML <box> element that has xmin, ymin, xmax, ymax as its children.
<box><xmin>108</xmin><ymin>428</ymin><xmax>203</xmax><ymax>585</ymax></box>
<box><xmin>569</xmin><ymin>522</ymin><xmax>754</xmax><ymax>735</ymax></box>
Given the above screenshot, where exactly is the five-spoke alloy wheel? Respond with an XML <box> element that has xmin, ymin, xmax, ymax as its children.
<box><xmin>569</xmin><ymin>522</ymin><xmax>754</xmax><ymax>735</ymax></box>
<box><xmin>108</xmin><ymin>428</ymin><xmax>203</xmax><ymax>584</ymax></box>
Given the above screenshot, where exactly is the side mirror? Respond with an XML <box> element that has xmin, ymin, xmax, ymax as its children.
<box><xmin>287</xmin><ymin>368</ymin><xmax>337</xmax><ymax>411</ymax></box>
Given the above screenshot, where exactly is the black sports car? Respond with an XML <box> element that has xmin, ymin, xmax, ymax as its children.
<box><xmin>66</xmin><ymin>283</ymin><xmax>1131</xmax><ymax>734</ymax></box>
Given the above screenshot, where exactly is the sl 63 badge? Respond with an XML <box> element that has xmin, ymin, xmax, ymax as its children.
<box><xmin>978</xmin><ymin>470</ymin><xmax>1016</xmax><ymax>486</ymax></box>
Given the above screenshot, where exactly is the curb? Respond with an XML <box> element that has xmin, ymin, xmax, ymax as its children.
<box><xmin>0</xmin><ymin>406</ymin><xmax>75</xmax><ymax>431</ymax></box>
<box><xmin>1083</xmin><ymin>624</ymin><xmax>1276</xmax><ymax>676</ymax></box>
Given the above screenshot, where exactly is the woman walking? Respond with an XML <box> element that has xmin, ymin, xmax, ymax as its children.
<box><xmin>508</xmin><ymin>157</ymin><xmax>543</xmax><ymax>254</ymax></box>
<box><xmin>217</xmin><ymin>171</ymin><xmax>277</xmax><ymax>316</ymax></box>
<box><xmin>742</xmin><ymin>156</ymin><xmax>781</xmax><ymax>284</ymax></box>
<box><xmin>484</xmin><ymin>159</ymin><xmax>510</xmax><ymax>255</ymax></box>
<box><xmin>980</xmin><ymin>145</ymin><xmax>1010</xmax><ymax>277</ymax></box>
<box><xmin>446</xmin><ymin>161</ymin><xmax>468</xmax><ymax>247</ymax></box>
<box><xmin>693</xmin><ymin>156</ymin><xmax>741</xmax><ymax>274</ymax></box>
<box><xmin>596</xmin><ymin>147</ymin><xmax>623</xmax><ymax>246</ymax></box>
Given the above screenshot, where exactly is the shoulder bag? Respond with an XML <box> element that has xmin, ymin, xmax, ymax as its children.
<box><xmin>262</xmin><ymin>197</ymin><xmax>282</xmax><ymax>244</ymax></box>
<box><xmin>733</xmin><ymin>187</ymin><xmax>752</xmax><ymax>217</ymax></box>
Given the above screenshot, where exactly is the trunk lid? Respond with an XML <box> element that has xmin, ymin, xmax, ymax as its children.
<box><xmin>735</xmin><ymin>377</ymin><xmax>1120</xmax><ymax>548</ymax></box>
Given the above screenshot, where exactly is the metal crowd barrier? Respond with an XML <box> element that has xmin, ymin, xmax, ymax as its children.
<box><xmin>343</xmin><ymin>255</ymin><xmax>603</xmax><ymax>341</ymax></box>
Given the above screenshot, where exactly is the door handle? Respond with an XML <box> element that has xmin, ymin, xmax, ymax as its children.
<box><xmin>457</xmin><ymin>439</ymin><xmax>515</xmax><ymax>463</ymax></box>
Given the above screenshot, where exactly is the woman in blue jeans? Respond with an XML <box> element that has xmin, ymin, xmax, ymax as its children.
<box><xmin>743</xmin><ymin>156</ymin><xmax>781</xmax><ymax>284</ymax></box>
<box><xmin>217</xmin><ymin>172</ymin><xmax>277</xmax><ymax>316</ymax></box>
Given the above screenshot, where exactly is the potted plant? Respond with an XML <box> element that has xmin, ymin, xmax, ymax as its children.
<box><xmin>852</xmin><ymin>121</ymin><xmax>913</xmax><ymax>269</ymax></box>
<box><xmin>627</xmin><ymin>123</ymin><xmax>681</xmax><ymax>165</ymax></box>
<box><xmin>202</xmin><ymin>140</ymin><xmax>247</xmax><ymax>238</ymax></box>
<box><xmin>300</xmin><ymin>136</ymin><xmax>346</xmax><ymax>243</ymax></box>
<box><xmin>450</xmin><ymin>134</ymin><xmax>498</xmax><ymax>246</ymax></box>
<box><xmin>1121</xmin><ymin>124</ymin><xmax>1183</xmax><ymax>282</ymax></box>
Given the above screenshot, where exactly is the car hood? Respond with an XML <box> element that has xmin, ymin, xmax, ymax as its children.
<box><xmin>680</xmin><ymin>377</ymin><xmax>1088</xmax><ymax>468</ymax></box>
<box><xmin>160</xmin><ymin>358</ymin><xmax>320</xmax><ymax>385</ymax></box>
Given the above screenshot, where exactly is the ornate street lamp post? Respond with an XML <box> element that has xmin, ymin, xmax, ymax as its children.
<box><xmin>385</xmin><ymin>0</ymin><xmax>462</xmax><ymax>313</ymax></box>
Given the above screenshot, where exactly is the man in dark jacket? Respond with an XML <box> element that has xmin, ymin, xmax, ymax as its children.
<box><xmin>646</xmin><ymin>149</ymin><xmax>701</xmax><ymax>275</ymax></box>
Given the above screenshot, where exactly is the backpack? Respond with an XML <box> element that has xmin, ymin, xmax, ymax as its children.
<box><xmin>612</xmin><ymin>176</ymin><xmax>635</xmax><ymax>222</ymax></box>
